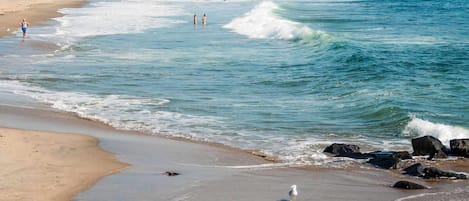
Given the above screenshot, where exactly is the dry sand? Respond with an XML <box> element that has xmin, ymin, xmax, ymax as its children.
<box><xmin>0</xmin><ymin>127</ymin><xmax>128</xmax><ymax>201</ymax></box>
<box><xmin>0</xmin><ymin>0</ymin><xmax>86</xmax><ymax>37</ymax></box>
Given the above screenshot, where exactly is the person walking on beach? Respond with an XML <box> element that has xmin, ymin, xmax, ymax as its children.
<box><xmin>202</xmin><ymin>14</ymin><xmax>207</xmax><ymax>25</ymax></box>
<box><xmin>193</xmin><ymin>14</ymin><xmax>198</xmax><ymax>25</ymax></box>
<box><xmin>19</xmin><ymin>18</ymin><xmax>30</xmax><ymax>38</ymax></box>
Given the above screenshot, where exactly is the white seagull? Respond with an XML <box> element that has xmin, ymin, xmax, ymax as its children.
<box><xmin>289</xmin><ymin>184</ymin><xmax>298</xmax><ymax>201</ymax></box>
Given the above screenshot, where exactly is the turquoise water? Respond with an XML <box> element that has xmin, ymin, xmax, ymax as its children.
<box><xmin>0</xmin><ymin>0</ymin><xmax>468</xmax><ymax>165</ymax></box>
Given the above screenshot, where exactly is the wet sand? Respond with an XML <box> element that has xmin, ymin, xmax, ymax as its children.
<box><xmin>0</xmin><ymin>0</ymin><xmax>86</xmax><ymax>38</ymax></box>
<box><xmin>1</xmin><ymin>92</ymin><xmax>467</xmax><ymax>201</ymax></box>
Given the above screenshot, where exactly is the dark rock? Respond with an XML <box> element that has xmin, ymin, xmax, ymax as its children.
<box><xmin>392</xmin><ymin>181</ymin><xmax>427</xmax><ymax>189</ymax></box>
<box><xmin>403</xmin><ymin>163</ymin><xmax>425</xmax><ymax>177</ymax></box>
<box><xmin>411</xmin><ymin>136</ymin><xmax>448</xmax><ymax>159</ymax></box>
<box><xmin>423</xmin><ymin>167</ymin><xmax>467</xmax><ymax>179</ymax></box>
<box><xmin>450</xmin><ymin>139</ymin><xmax>469</xmax><ymax>157</ymax></box>
<box><xmin>324</xmin><ymin>143</ymin><xmax>360</xmax><ymax>156</ymax></box>
<box><xmin>392</xmin><ymin>151</ymin><xmax>413</xmax><ymax>160</ymax></box>
<box><xmin>371</xmin><ymin>151</ymin><xmax>412</xmax><ymax>159</ymax></box>
<box><xmin>163</xmin><ymin>171</ymin><xmax>180</xmax><ymax>176</ymax></box>
<box><xmin>367</xmin><ymin>151</ymin><xmax>412</xmax><ymax>169</ymax></box>
<box><xmin>336</xmin><ymin>152</ymin><xmax>372</xmax><ymax>159</ymax></box>
<box><xmin>368</xmin><ymin>157</ymin><xmax>399</xmax><ymax>169</ymax></box>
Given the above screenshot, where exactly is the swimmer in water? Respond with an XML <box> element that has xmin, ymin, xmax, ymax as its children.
<box><xmin>193</xmin><ymin>14</ymin><xmax>198</xmax><ymax>25</ymax></box>
<box><xmin>202</xmin><ymin>14</ymin><xmax>207</xmax><ymax>25</ymax></box>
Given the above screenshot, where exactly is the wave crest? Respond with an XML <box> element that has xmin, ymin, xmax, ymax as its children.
<box><xmin>402</xmin><ymin>117</ymin><xmax>469</xmax><ymax>146</ymax></box>
<box><xmin>224</xmin><ymin>1</ymin><xmax>328</xmax><ymax>42</ymax></box>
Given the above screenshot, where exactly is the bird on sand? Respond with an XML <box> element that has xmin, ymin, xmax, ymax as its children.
<box><xmin>289</xmin><ymin>184</ymin><xmax>298</xmax><ymax>201</ymax></box>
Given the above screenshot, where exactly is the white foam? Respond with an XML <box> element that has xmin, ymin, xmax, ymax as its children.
<box><xmin>178</xmin><ymin>162</ymin><xmax>294</xmax><ymax>170</ymax></box>
<box><xmin>1</xmin><ymin>54</ymin><xmax>21</xmax><ymax>58</ymax></box>
<box><xmin>165</xmin><ymin>0</ymin><xmax>252</xmax><ymax>2</ymax></box>
<box><xmin>1</xmin><ymin>80</ymin><xmax>347</xmax><ymax>166</ymax></box>
<box><xmin>394</xmin><ymin>186</ymin><xmax>469</xmax><ymax>201</ymax></box>
<box><xmin>57</xmin><ymin>0</ymin><xmax>185</xmax><ymax>38</ymax></box>
<box><xmin>402</xmin><ymin>117</ymin><xmax>469</xmax><ymax>147</ymax></box>
<box><xmin>4</xmin><ymin>80</ymin><xmax>232</xmax><ymax>141</ymax></box>
<box><xmin>0</xmin><ymin>79</ymin><xmax>424</xmax><ymax>167</ymax></box>
<box><xmin>30</xmin><ymin>54</ymin><xmax>55</xmax><ymax>58</ymax></box>
<box><xmin>30</xmin><ymin>0</ymin><xmax>186</xmax><ymax>47</ymax></box>
<box><xmin>224</xmin><ymin>1</ymin><xmax>327</xmax><ymax>41</ymax></box>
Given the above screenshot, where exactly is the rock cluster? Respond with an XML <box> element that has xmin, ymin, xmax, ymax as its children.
<box><xmin>323</xmin><ymin>135</ymin><xmax>469</xmax><ymax>190</ymax></box>
<box><xmin>323</xmin><ymin>136</ymin><xmax>468</xmax><ymax>165</ymax></box>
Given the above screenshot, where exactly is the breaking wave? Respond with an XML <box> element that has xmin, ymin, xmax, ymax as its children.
<box><xmin>224</xmin><ymin>1</ymin><xmax>329</xmax><ymax>42</ymax></box>
<box><xmin>402</xmin><ymin>117</ymin><xmax>469</xmax><ymax>146</ymax></box>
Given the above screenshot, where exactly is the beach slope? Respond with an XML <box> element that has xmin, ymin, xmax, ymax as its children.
<box><xmin>0</xmin><ymin>0</ymin><xmax>85</xmax><ymax>37</ymax></box>
<box><xmin>0</xmin><ymin>127</ymin><xmax>127</xmax><ymax>201</ymax></box>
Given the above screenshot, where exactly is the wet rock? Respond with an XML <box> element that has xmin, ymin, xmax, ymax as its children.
<box><xmin>369</xmin><ymin>151</ymin><xmax>412</xmax><ymax>160</ymax></box>
<box><xmin>367</xmin><ymin>151</ymin><xmax>412</xmax><ymax>169</ymax></box>
<box><xmin>368</xmin><ymin>157</ymin><xmax>399</xmax><ymax>169</ymax></box>
<box><xmin>402</xmin><ymin>163</ymin><xmax>425</xmax><ymax>177</ymax></box>
<box><xmin>336</xmin><ymin>152</ymin><xmax>372</xmax><ymax>159</ymax></box>
<box><xmin>324</xmin><ymin>143</ymin><xmax>360</xmax><ymax>156</ymax></box>
<box><xmin>450</xmin><ymin>139</ymin><xmax>469</xmax><ymax>157</ymax></box>
<box><xmin>411</xmin><ymin>136</ymin><xmax>448</xmax><ymax>159</ymax></box>
<box><xmin>392</xmin><ymin>181</ymin><xmax>427</xmax><ymax>189</ymax></box>
<box><xmin>392</xmin><ymin>151</ymin><xmax>413</xmax><ymax>160</ymax></box>
<box><xmin>163</xmin><ymin>171</ymin><xmax>180</xmax><ymax>176</ymax></box>
<box><xmin>423</xmin><ymin>167</ymin><xmax>467</xmax><ymax>179</ymax></box>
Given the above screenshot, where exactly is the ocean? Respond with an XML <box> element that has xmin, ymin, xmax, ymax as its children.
<box><xmin>0</xmin><ymin>0</ymin><xmax>468</xmax><ymax>166</ymax></box>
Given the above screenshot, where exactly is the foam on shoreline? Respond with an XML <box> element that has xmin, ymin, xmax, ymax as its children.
<box><xmin>0</xmin><ymin>85</ymin><xmax>468</xmax><ymax>201</ymax></box>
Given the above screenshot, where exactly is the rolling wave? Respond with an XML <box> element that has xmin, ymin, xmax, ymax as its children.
<box><xmin>224</xmin><ymin>1</ymin><xmax>329</xmax><ymax>42</ymax></box>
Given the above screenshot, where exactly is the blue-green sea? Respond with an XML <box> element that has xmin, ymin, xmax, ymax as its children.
<box><xmin>0</xmin><ymin>0</ymin><xmax>468</xmax><ymax>165</ymax></box>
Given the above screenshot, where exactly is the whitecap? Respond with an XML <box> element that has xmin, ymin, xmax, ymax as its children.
<box><xmin>402</xmin><ymin>117</ymin><xmax>469</xmax><ymax>147</ymax></box>
<box><xmin>224</xmin><ymin>1</ymin><xmax>329</xmax><ymax>42</ymax></box>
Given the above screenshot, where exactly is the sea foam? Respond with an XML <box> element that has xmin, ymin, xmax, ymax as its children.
<box><xmin>49</xmin><ymin>0</ymin><xmax>185</xmax><ymax>44</ymax></box>
<box><xmin>0</xmin><ymin>80</ymin><xmax>221</xmax><ymax>138</ymax></box>
<box><xmin>224</xmin><ymin>1</ymin><xmax>327</xmax><ymax>41</ymax></box>
<box><xmin>402</xmin><ymin>117</ymin><xmax>469</xmax><ymax>147</ymax></box>
<box><xmin>0</xmin><ymin>80</ymin><xmax>356</xmax><ymax>166</ymax></box>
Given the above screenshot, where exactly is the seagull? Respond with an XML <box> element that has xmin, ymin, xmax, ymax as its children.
<box><xmin>289</xmin><ymin>184</ymin><xmax>298</xmax><ymax>201</ymax></box>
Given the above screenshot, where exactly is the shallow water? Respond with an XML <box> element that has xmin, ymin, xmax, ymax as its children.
<box><xmin>0</xmin><ymin>0</ymin><xmax>468</xmax><ymax>165</ymax></box>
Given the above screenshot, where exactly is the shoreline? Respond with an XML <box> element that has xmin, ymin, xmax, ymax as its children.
<box><xmin>0</xmin><ymin>1</ymin><xmax>467</xmax><ymax>200</ymax></box>
<box><xmin>1</xmin><ymin>93</ymin><xmax>468</xmax><ymax>201</ymax></box>
<box><xmin>0</xmin><ymin>127</ymin><xmax>128</xmax><ymax>201</ymax></box>
<box><xmin>0</xmin><ymin>0</ymin><xmax>86</xmax><ymax>38</ymax></box>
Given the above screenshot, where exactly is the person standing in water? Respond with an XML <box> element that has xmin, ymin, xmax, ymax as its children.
<box><xmin>19</xmin><ymin>18</ymin><xmax>30</xmax><ymax>38</ymax></box>
<box><xmin>202</xmin><ymin>14</ymin><xmax>207</xmax><ymax>25</ymax></box>
<box><xmin>193</xmin><ymin>14</ymin><xmax>198</xmax><ymax>25</ymax></box>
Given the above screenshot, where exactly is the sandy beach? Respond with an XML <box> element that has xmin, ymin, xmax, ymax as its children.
<box><xmin>0</xmin><ymin>0</ymin><xmax>86</xmax><ymax>37</ymax></box>
<box><xmin>0</xmin><ymin>127</ymin><xmax>127</xmax><ymax>201</ymax></box>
